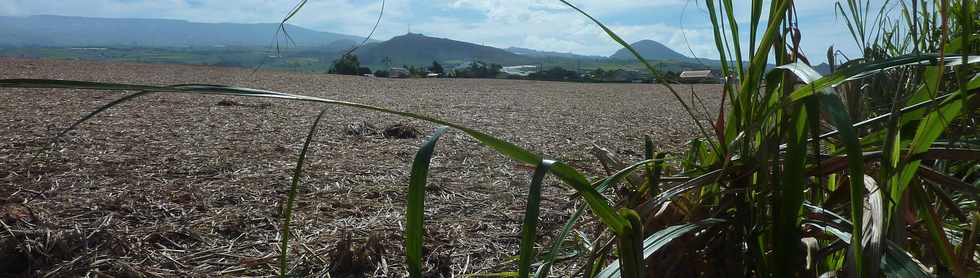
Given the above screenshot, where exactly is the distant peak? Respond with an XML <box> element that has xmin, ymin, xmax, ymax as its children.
<box><xmin>610</xmin><ymin>39</ymin><xmax>687</xmax><ymax>60</ymax></box>
<box><xmin>631</xmin><ymin>40</ymin><xmax>668</xmax><ymax>46</ymax></box>
<box><xmin>394</xmin><ymin>32</ymin><xmax>427</xmax><ymax>38</ymax></box>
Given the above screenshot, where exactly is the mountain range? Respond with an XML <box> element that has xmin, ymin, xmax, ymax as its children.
<box><xmin>0</xmin><ymin>15</ymin><xmax>727</xmax><ymax>72</ymax></box>
<box><xmin>0</xmin><ymin>15</ymin><xmax>368</xmax><ymax>48</ymax></box>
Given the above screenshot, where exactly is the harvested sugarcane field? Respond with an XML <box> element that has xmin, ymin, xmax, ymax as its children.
<box><xmin>0</xmin><ymin>58</ymin><xmax>721</xmax><ymax>276</ymax></box>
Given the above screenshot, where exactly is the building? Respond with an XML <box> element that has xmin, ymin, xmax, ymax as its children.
<box><xmin>501</xmin><ymin>65</ymin><xmax>539</xmax><ymax>76</ymax></box>
<box><xmin>679</xmin><ymin>70</ymin><xmax>720</xmax><ymax>83</ymax></box>
<box><xmin>388</xmin><ymin>67</ymin><xmax>410</xmax><ymax>78</ymax></box>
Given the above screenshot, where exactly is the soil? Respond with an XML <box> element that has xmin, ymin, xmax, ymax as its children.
<box><xmin>0</xmin><ymin>58</ymin><xmax>722</xmax><ymax>277</ymax></box>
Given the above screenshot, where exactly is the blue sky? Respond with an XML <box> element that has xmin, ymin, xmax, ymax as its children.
<box><xmin>2</xmin><ymin>0</ymin><xmax>892</xmax><ymax>63</ymax></box>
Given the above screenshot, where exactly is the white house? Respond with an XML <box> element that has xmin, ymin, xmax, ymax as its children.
<box><xmin>679</xmin><ymin>70</ymin><xmax>720</xmax><ymax>83</ymax></box>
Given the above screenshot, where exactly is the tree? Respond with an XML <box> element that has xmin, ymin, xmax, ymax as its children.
<box><xmin>528</xmin><ymin>66</ymin><xmax>579</xmax><ymax>81</ymax></box>
<box><xmin>584</xmin><ymin>68</ymin><xmax>606</xmax><ymax>82</ymax></box>
<box><xmin>453</xmin><ymin>61</ymin><xmax>501</xmax><ymax>78</ymax></box>
<box><xmin>405</xmin><ymin>65</ymin><xmax>428</xmax><ymax>77</ymax></box>
<box><xmin>430</xmin><ymin>61</ymin><xmax>444</xmax><ymax>74</ymax></box>
<box><xmin>381</xmin><ymin>56</ymin><xmax>392</xmax><ymax>68</ymax></box>
<box><xmin>330</xmin><ymin>53</ymin><xmax>361</xmax><ymax>75</ymax></box>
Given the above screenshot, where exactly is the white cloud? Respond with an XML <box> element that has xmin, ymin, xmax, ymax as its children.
<box><xmin>409</xmin><ymin>3</ymin><xmax>609</xmax><ymax>54</ymax></box>
<box><xmin>604</xmin><ymin>23</ymin><xmax>717</xmax><ymax>58</ymax></box>
<box><xmin>404</xmin><ymin>1</ymin><xmax>714</xmax><ymax>58</ymax></box>
<box><xmin>447</xmin><ymin>0</ymin><xmax>685</xmax><ymax>16</ymax></box>
<box><xmin>521</xmin><ymin>36</ymin><xmax>587</xmax><ymax>54</ymax></box>
<box><xmin>276</xmin><ymin>0</ymin><xmax>409</xmax><ymax>38</ymax></box>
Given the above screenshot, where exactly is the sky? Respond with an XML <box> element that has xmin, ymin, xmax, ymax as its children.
<box><xmin>2</xmin><ymin>0</ymin><xmax>893</xmax><ymax>63</ymax></box>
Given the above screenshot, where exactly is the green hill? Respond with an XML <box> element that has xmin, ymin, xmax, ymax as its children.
<box><xmin>609</xmin><ymin>40</ymin><xmax>689</xmax><ymax>61</ymax></box>
<box><xmin>354</xmin><ymin>33</ymin><xmax>528</xmax><ymax>66</ymax></box>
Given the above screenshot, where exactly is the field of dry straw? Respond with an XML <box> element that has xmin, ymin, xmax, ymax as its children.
<box><xmin>0</xmin><ymin>58</ymin><xmax>721</xmax><ymax>276</ymax></box>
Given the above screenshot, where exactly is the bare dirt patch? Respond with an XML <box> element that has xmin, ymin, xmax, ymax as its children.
<box><xmin>0</xmin><ymin>58</ymin><xmax>721</xmax><ymax>277</ymax></box>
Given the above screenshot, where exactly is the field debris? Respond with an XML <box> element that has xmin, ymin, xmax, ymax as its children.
<box><xmin>216</xmin><ymin>99</ymin><xmax>272</xmax><ymax>108</ymax></box>
<box><xmin>382</xmin><ymin>123</ymin><xmax>420</xmax><ymax>139</ymax></box>
<box><xmin>346</xmin><ymin>121</ymin><xmax>379</xmax><ymax>137</ymax></box>
<box><xmin>0</xmin><ymin>58</ymin><xmax>721</xmax><ymax>276</ymax></box>
<box><xmin>345</xmin><ymin>122</ymin><xmax>422</xmax><ymax>139</ymax></box>
<box><xmin>326</xmin><ymin>233</ymin><xmax>387</xmax><ymax>277</ymax></box>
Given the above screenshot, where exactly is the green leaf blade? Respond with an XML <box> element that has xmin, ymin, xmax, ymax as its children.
<box><xmin>518</xmin><ymin>159</ymin><xmax>555</xmax><ymax>278</ymax></box>
<box><xmin>406</xmin><ymin>127</ymin><xmax>450</xmax><ymax>278</ymax></box>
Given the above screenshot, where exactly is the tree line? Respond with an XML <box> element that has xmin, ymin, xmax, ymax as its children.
<box><xmin>329</xmin><ymin>53</ymin><xmax>707</xmax><ymax>83</ymax></box>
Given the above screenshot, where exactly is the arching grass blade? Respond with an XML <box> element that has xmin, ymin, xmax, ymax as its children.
<box><xmin>614</xmin><ymin>209</ymin><xmax>645</xmax><ymax>278</ymax></box>
<box><xmin>517</xmin><ymin>160</ymin><xmax>555</xmax><ymax>278</ymax></box>
<box><xmin>595</xmin><ymin>218</ymin><xmax>725</xmax><ymax>278</ymax></box>
<box><xmin>279</xmin><ymin>108</ymin><xmax>328</xmax><ymax>277</ymax></box>
<box><xmin>776</xmin><ymin>63</ymin><xmax>867</xmax><ymax>277</ymax></box>
<box><xmin>909</xmin><ymin>182</ymin><xmax>966</xmax><ymax>277</ymax></box>
<box><xmin>773</xmin><ymin>102</ymin><xmax>808</xmax><ymax>277</ymax></box>
<box><xmin>406</xmin><ymin>127</ymin><xmax>449</xmax><ymax>278</ymax></box>
<box><xmin>28</xmin><ymin>90</ymin><xmax>153</xmax><ymax>169</ymax></box>
<box><xmin>533</xmin><ymin>204</ymin><xmax>586</xmax><ymax>278</ymax></box>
